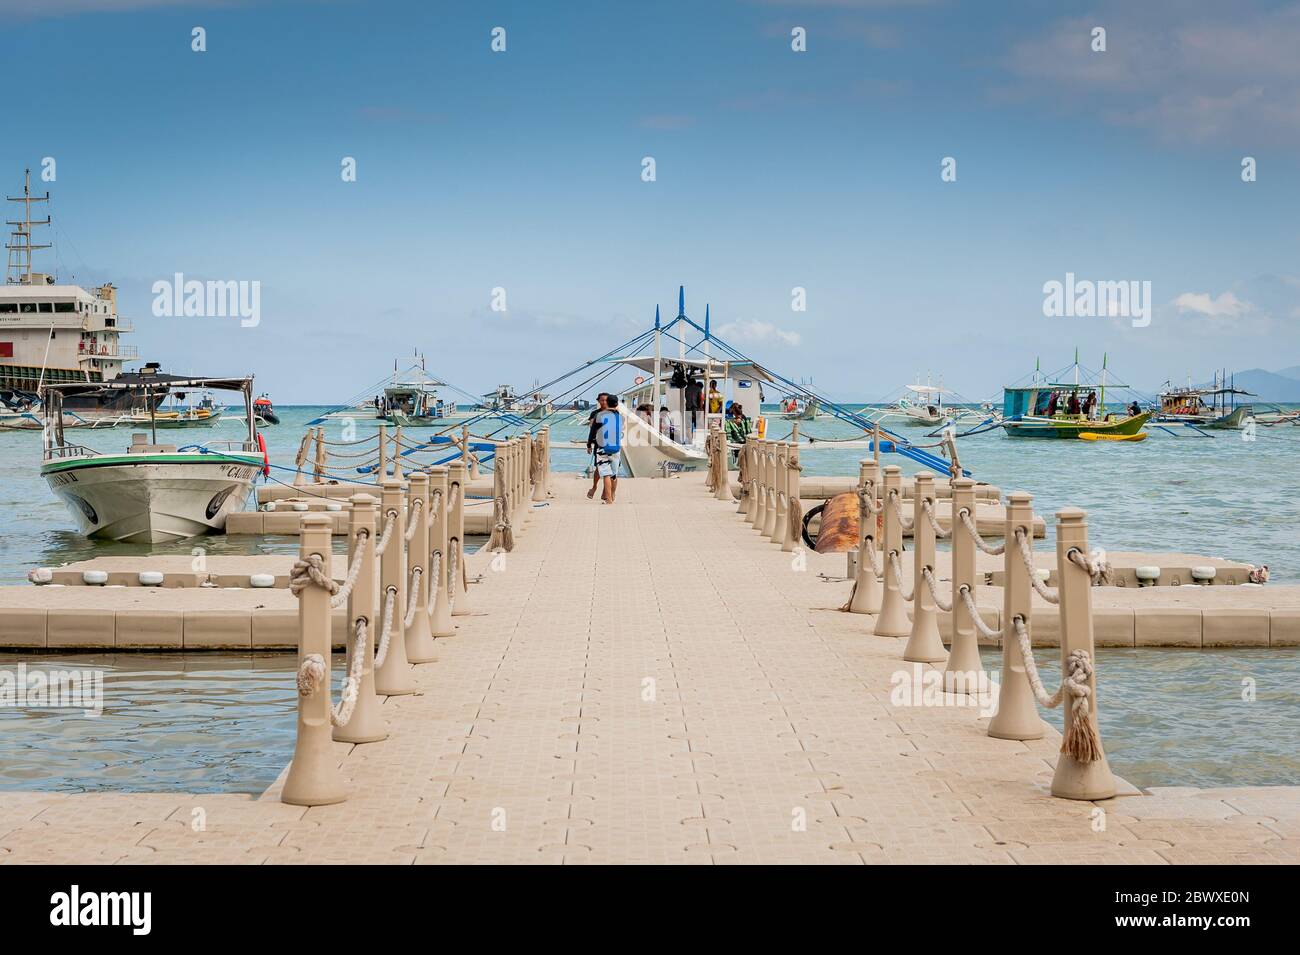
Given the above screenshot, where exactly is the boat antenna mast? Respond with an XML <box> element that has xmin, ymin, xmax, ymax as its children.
<box><xmin>5</xmin><ymin>168</ymin><xmax>51</xmax><ymax>285</ymax></box>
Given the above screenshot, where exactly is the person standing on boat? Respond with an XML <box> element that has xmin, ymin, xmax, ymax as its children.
<box><xmin>708</xmin><ymin>381</ymin><xmax>723</xmax><ymax>416</ymax></box>
<box><xmin>725</xmin><ymin>402</ymin><xmax>751</xmax><ymax>466</ymax></box>
<box><xmin>658</xmin><ymin>405</ymin><xmax>676</xmax><ymax>443</ymax></box>
<box><xmin>685</xmin><ymin>377</ymin><xmax>703</xmax><ymax>433</ymax></box>
<box><xmin>586</xmin><ymin>392</ymin><xmax>609</xmax><ymax>500</ymax></box>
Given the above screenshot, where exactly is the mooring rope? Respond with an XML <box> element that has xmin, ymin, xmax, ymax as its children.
<box><xmin>888</xmin><ymin>490</ymin><xmax>915</xmax><ymax>531</ymax></box>
<box><xmin>920</xmin><ymin>498</ymin><xmax>952</xmax><ymax>539</ymax></box>
<box><xmin>288</xmin><ymin>554</ymin><xmax>335</xmax><ymax>598</ymax></box>
<box><xmin>320</xmin><ymin>432</ymin><xmax>381</xmax><ymax>448</ymax></box>
<box><xmin>1067</xmin><ymin>546</ymin><xmax>1112</xmax><ymax>586</ymax></box>
<box><xmin>1015</xmin><ymin>528</ymin><xmax>1059</xmax><ymax>605</ymax></box>
<box><xmin>920</xmin><ymin>565</ymin><xmax>953</xmax><ymax>612</ymax></box>
<box><xmin>858</xmin><ymin>485</ymin><xmax>884</xmax><ymax>516</ymax></box>
<box><xmin>958</xmin><ymin>507</ymin><xmax>1004</xmax><ymax>556</ymax></box>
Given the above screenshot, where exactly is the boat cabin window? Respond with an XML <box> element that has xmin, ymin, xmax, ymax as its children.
<box><xmin>54</xmin><ymin>302</ymin><xmax>75</xmax><ymax>313</ymax></box>
<box><xmin>38</xmin><ymin>302</ymin><xmax>53</xmax><ymax>313</ymax></box>
<box><xmin>19</xmin><ymin>303</ymin><xmax>36</xmax><ymax>313</ymax></box>
<box><xmin>0</xmin><ymin>303</ymin><xmax>16</xmax><ymax>313</ymax></box>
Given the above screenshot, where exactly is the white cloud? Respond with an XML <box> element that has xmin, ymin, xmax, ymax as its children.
<box><xmin>717</xmin><ymin>320</ymin><xmax>802</xmax><ymax>347</ymax></box>
<box><xmin>1172</xmin><ymin>291</ymin><xmax>1250</xmax><ymax>318</ymax></box>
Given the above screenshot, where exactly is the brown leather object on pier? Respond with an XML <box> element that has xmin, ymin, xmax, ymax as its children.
<box><xmin>814</xmin><ymin>492</ymin><xmax>860</xmax><ymax>554</ymax></box>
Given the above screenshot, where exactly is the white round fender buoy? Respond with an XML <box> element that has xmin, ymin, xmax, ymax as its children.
<box><xmin>1135</xmin><ymin>565</ymin><xmax>1160</xmax><ymax>585</ymax></box>
<box><xmin>82</xmin><ymin>570</ymin><xmax>109</xmax><ymax>585</ymax></box>
<box><xmin>1191</xmin><ymin>566</ymin><xmax>1216</xmax><ymax>584</ymax></box>
<box><xmin>249</xmin><ymin>573</ymin><xmax>276</xmax><ymax>588</ymax></box>
<box><xmin>28</xmin><ymin>567</ymin><xmax>53</xmax><ymax>585</ymax></box>
<box><xmin>262</xmin><ymin>502</ymin><xmax>277</xmax><ymax>512</ymax></box>
<box><xmin>138</xmin><ymin>571</ymin><xmax>165</xmax><ymax>586</ymax></box>
<box><xmin>291</xmin><ymin>502</ymin><xmax>309</xmax><ymax>512</ymax></box>
<box><xmin>1034</xmin><ymin>568</ymin><xmax>1050</xmax><ymax>583</ymax></box>
<box><xmin>325</xmin><ymin>501</ymin><xmax>342</xmax><ymax>512</ymax></box>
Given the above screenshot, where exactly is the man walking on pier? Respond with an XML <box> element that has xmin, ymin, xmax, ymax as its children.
<box><xmin>592</xmin><ymin>395</ymin><xmax>622</xmax><ymax>504</ymax></box>
<box><xmin>586</xmin><ymin>393</ymin><xmax>608</xmax><ymax>500</ymax></box>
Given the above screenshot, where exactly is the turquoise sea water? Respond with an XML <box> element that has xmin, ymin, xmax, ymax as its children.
<box><xmin>0</xmin><ymin>403</ymin><xmax>1296</xmax><ymax>792</ymax></box>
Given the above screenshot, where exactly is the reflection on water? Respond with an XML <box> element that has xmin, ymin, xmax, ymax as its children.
<box><xmin>0</xmin><ymin>653</ymin><xmax>340</xmax><ymax>794</ymax></box>
<box><xmin>982</xmin><ymin>647</ymin><xmax>1300</xmax><ymax>789</ymax></box>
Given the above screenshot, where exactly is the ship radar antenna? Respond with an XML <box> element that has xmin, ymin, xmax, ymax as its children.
<box><xmin>5</xmin><ymin>168</ymin><xmax>52</xmax><ymax>285</ymax></box>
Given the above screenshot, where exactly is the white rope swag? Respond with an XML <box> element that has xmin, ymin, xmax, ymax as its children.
<box><xmin>888</xmin><ymin>491</ymin><xmax>915</xmax><ymax>532</ymax></box>
<box><xmin>958</xmin><ymin>507</ymin><xmax>1003</xmax><ymax>555</ymax></box>
<box><xmin>888</xmin><ymin>551</ymin><xmax>914</xmax><ymax>601</ymax></box>
<box><xmin>920</xmin><ymin>498</ymin><xmax>951</xmax><ymax>539</ymax></box>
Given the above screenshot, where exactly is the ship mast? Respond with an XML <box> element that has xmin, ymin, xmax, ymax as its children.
<box><xmin>5</xmin><ymin>168</ymin><xmax>51</xmax><ymax>285</ymax></box>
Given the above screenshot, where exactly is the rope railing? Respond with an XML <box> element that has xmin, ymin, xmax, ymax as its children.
<box><xmin>958</xmin><ymin>506</ymin><xmax>1004</xmax><ymax>555</ymax></box>
<box><xmin>920</xmin><ymin>498</ymin><xmax>951</xmax><ymax>539</ymax></box>
<box><xmin>889</xmin><ymin>490</ymin><xmax>915</xmax><ymax>531</ymax></box>
<box><xmin>1015</xmin><ymin>527</ymin><xmax>1059</xmax><ymax>604</ymax></box>
<box><xmin>888</xmin><ymin>551</ymin><xmax>914</xmax><ymax>601</ymax></box>
<box><xmin>403</xmin><ymin>567</ymin><xmax>423</xmax><ymax>629</ymax></box>
<box><xmin>404</xmin><ymin>498</ymin><xmax>422</xmax><ymax>542</ymax></box>
<box><xmin>374</xmin><ymin>508</ymin><xmax>397</xmax><ymax>557</ymax></box>
<box><xmin>373</xmin><ymin>585</ymin><xmax>398</xmax><ymax>668</ymax></box>
<box><xmin>920</xmin><ymin>565</ymin><xmax>952</xmax><ymax>612</ymax></box>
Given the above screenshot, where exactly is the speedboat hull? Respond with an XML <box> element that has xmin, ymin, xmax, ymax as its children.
<box><xmin>41</xmin><ymin>453</ymin><xmax>261</xmax><ymax>543</ymax></box>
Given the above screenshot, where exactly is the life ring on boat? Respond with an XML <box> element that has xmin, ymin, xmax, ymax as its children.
<box><xmin>634</xmin><ymin>376</ymin><xmax>646</xmax><ymax>385</ymax></box>
<box><xmin>256</xmin><ymin>431</ymin><xmax>269</xmax><ymax>476</ymax></box>
<box><xmin>756</xmin><ymin>416</ymin><xmax>767</xmax><ymax>438</ymax></box>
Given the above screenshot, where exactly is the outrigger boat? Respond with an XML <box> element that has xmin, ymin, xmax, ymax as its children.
<box><xmin>1155</xmin><ymin>373</ymin><xmax>1254</xmax><ymax>430</ymax></box>
<box><xmin>40</xmin><ymin>375</ymin><xmax>265</xmax><ymax>543</ymax></box>
<box><xmin>1000</xmin><ymin>354</ymin><xmax>1150</xmax><ymax>440</ymax></box>
<box><xmin>315</xmin><ymin>356</ymin><xmax>456</xmax><ymax>426</ymax></box>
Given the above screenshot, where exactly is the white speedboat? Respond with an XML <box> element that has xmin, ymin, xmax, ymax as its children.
<box><xmin>40</xmin><ymin>376</ymin><xmax>265</xmax><ymax>543</ymax></box>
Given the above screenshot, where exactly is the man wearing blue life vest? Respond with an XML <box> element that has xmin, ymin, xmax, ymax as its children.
<box><xmin>590</xmin><ymin>395</ymin><xmax>622</xmax><ymax>504</ymax></box>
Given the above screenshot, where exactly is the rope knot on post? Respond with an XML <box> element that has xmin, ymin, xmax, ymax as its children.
<box><xmin>296</xmin><ymin>653</ymin><xmax>328</xmax><ymax>696</ymax></box>
<box><xmin>289</xmin><ymin>555</ymin><xmax>337</xmax><ymax>597</ymax></box>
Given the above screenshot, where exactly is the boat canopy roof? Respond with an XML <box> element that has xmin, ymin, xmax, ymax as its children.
<box><xmin>610</xmin><ymin>355</ymin><xmax>777</xmax><ymax>383</ymax></box>
<box><xmin>1159</xmin><ymin>385</ymin><xmax>1255</xmax><ymax>398</ymax></box>
<box><xmin>41</xmin><ymin>375</ymin><xmax>254</xmax><ymax>397</ymax></box>
<box><xmin>905</xmin><ymin>384</ymin><xmax>948</xmax><ymax>395</ymax></box>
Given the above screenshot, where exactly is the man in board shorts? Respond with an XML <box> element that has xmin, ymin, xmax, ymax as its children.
<box><xmin>592</xmin><ymin>395</ymin><xmax>621</xmax><ymax>504</ymax></box>
<box><xmin>586</xmin><ymin>392</ymin><xmax>608</xmax><ymax>500</ymax></box>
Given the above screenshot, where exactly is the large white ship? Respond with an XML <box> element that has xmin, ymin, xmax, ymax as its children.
<box><xmin>2</xmin><ymin>168</ymin><xmax>155</xmax><ymax>420</ymax></box>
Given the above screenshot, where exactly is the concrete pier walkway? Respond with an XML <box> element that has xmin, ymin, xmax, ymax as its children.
<box><xmin>2</xmin><ymin>474</ymin><xmax>1298</xmax><ymax>864</ymax></box>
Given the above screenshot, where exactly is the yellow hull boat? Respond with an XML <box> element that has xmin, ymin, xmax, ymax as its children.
<box><xmin>1078</xmin><ymin>430</ymin><xmax>1147</xmax><ymax>442</ymax></box>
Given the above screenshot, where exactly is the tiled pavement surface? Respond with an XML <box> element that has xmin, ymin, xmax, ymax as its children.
<box><xmin>2</xmin><ymin>474</ymin><xmax>1297</xmax><ymax>864</ymax></box>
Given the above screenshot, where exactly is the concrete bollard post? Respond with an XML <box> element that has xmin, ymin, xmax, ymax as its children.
<box><xmin>519</xmin><ymin>436</ymin><xmax>531</xmax><ymax>521</ymax></box>
<box><xmin>373</xmin><ymin>478</ymin><xmax>415</xmax><ymax>696</ymax></box>
<box><xmin>392</xmin><ymin>426</ymin><xmax>403</xmax><ymax>479</ymax></box>
<box><xmin>714</xmin><ymin>427</ymin><xmax>732</xmax><ymax>502</ymax></box>
<box><xmin>943</xmin><ymin>477</ymin><xmax>987</xmax><ymax>695</ymax></box>
<box><xmin>293</xmin><ymin>431</ymin><xmax>311</xmax><ymax>486</ymax></box>
<box><xmin>873</xmin><ymin>465</ymin><xmax>911</xmax><ymax>637</ymax></box>
<box><xmin>312</xmin><ymin>428</ymin><xmax>326</xmax><ymax>484</ymax></box>
<box><xmin>532</xmin><ymin>428</ymin><xmax>549</xmax><ymax>502</ymax></box>
<box><xmin>463</xmin><ymin>427</ymin><xmax>480</xmax><ymax>480</ymax></box>
<box><xmin>404</xmin><ymin>473</ymin><xmax>437</xmax><ymax>663</ymax></box>
<box><xmin>847</xmin><ymin>459</ymin><xmax>882</xmax><ymax>614</ymax></box>
<box><xmin>1051</xmin><ymin>508</ymin><xmax>1115</xmax><ymax>800</ymax></box>
<box><xmin>765</xmin><ymin>442</ymin><xmax>787</xmax><ymax>542</ymax></box>
<box><xmin>282</xmin><ymin>515</ymin><xmax>347</xmax><ymax>806</ymax></box>
<box><xmin>427</xmin><ymin>466</ymin><xmax>454</xmax><ymax>637</ymax></box>
<box><xmin>782</xmin><ymin>441</ymin><xmax>801</xmax><ymax>553</ymax></box>
<box><xmin>752</xmin><ymin>440</ymin><xmax>769</xmax><ymax>530</ymax></box>
<box><xmin>904</xmin><ymin>471</ymin><xmax>947</xmax><ymax>663</ymax></box>
<box><xmin>449</xmin><ymin>460</ymin><xmax>471</xmax><ymax>616</ymax></box>
<box><xmin>377</xmin><ymin>424</ymin><xmax>388</xmax><ymax>480</ymax></box>
<box><xmin>741</xmin><ymin>436</ymin><xmax>758</xmax><ymax>518</ymax></box>
<box><xmin>333</xmin><ymin>494</ymin><xmax>387</xmax><ymax>743</ymax></box>
<box><xmin>988</xmin><ymin>492</ymin><xmax>1047</xmax><ymax>740</ymax></box>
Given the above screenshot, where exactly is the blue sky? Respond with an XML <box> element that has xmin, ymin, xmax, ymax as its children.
<box><xmin>3</xmin><ymin>0</ymin><xmax>1298</xmax><ymax>402</ymax></box>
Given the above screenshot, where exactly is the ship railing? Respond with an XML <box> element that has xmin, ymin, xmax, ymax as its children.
<box><xmin>43</xmin><ymin>444</ymin><xmax>99</xmax><ymax>460</ymax></box>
